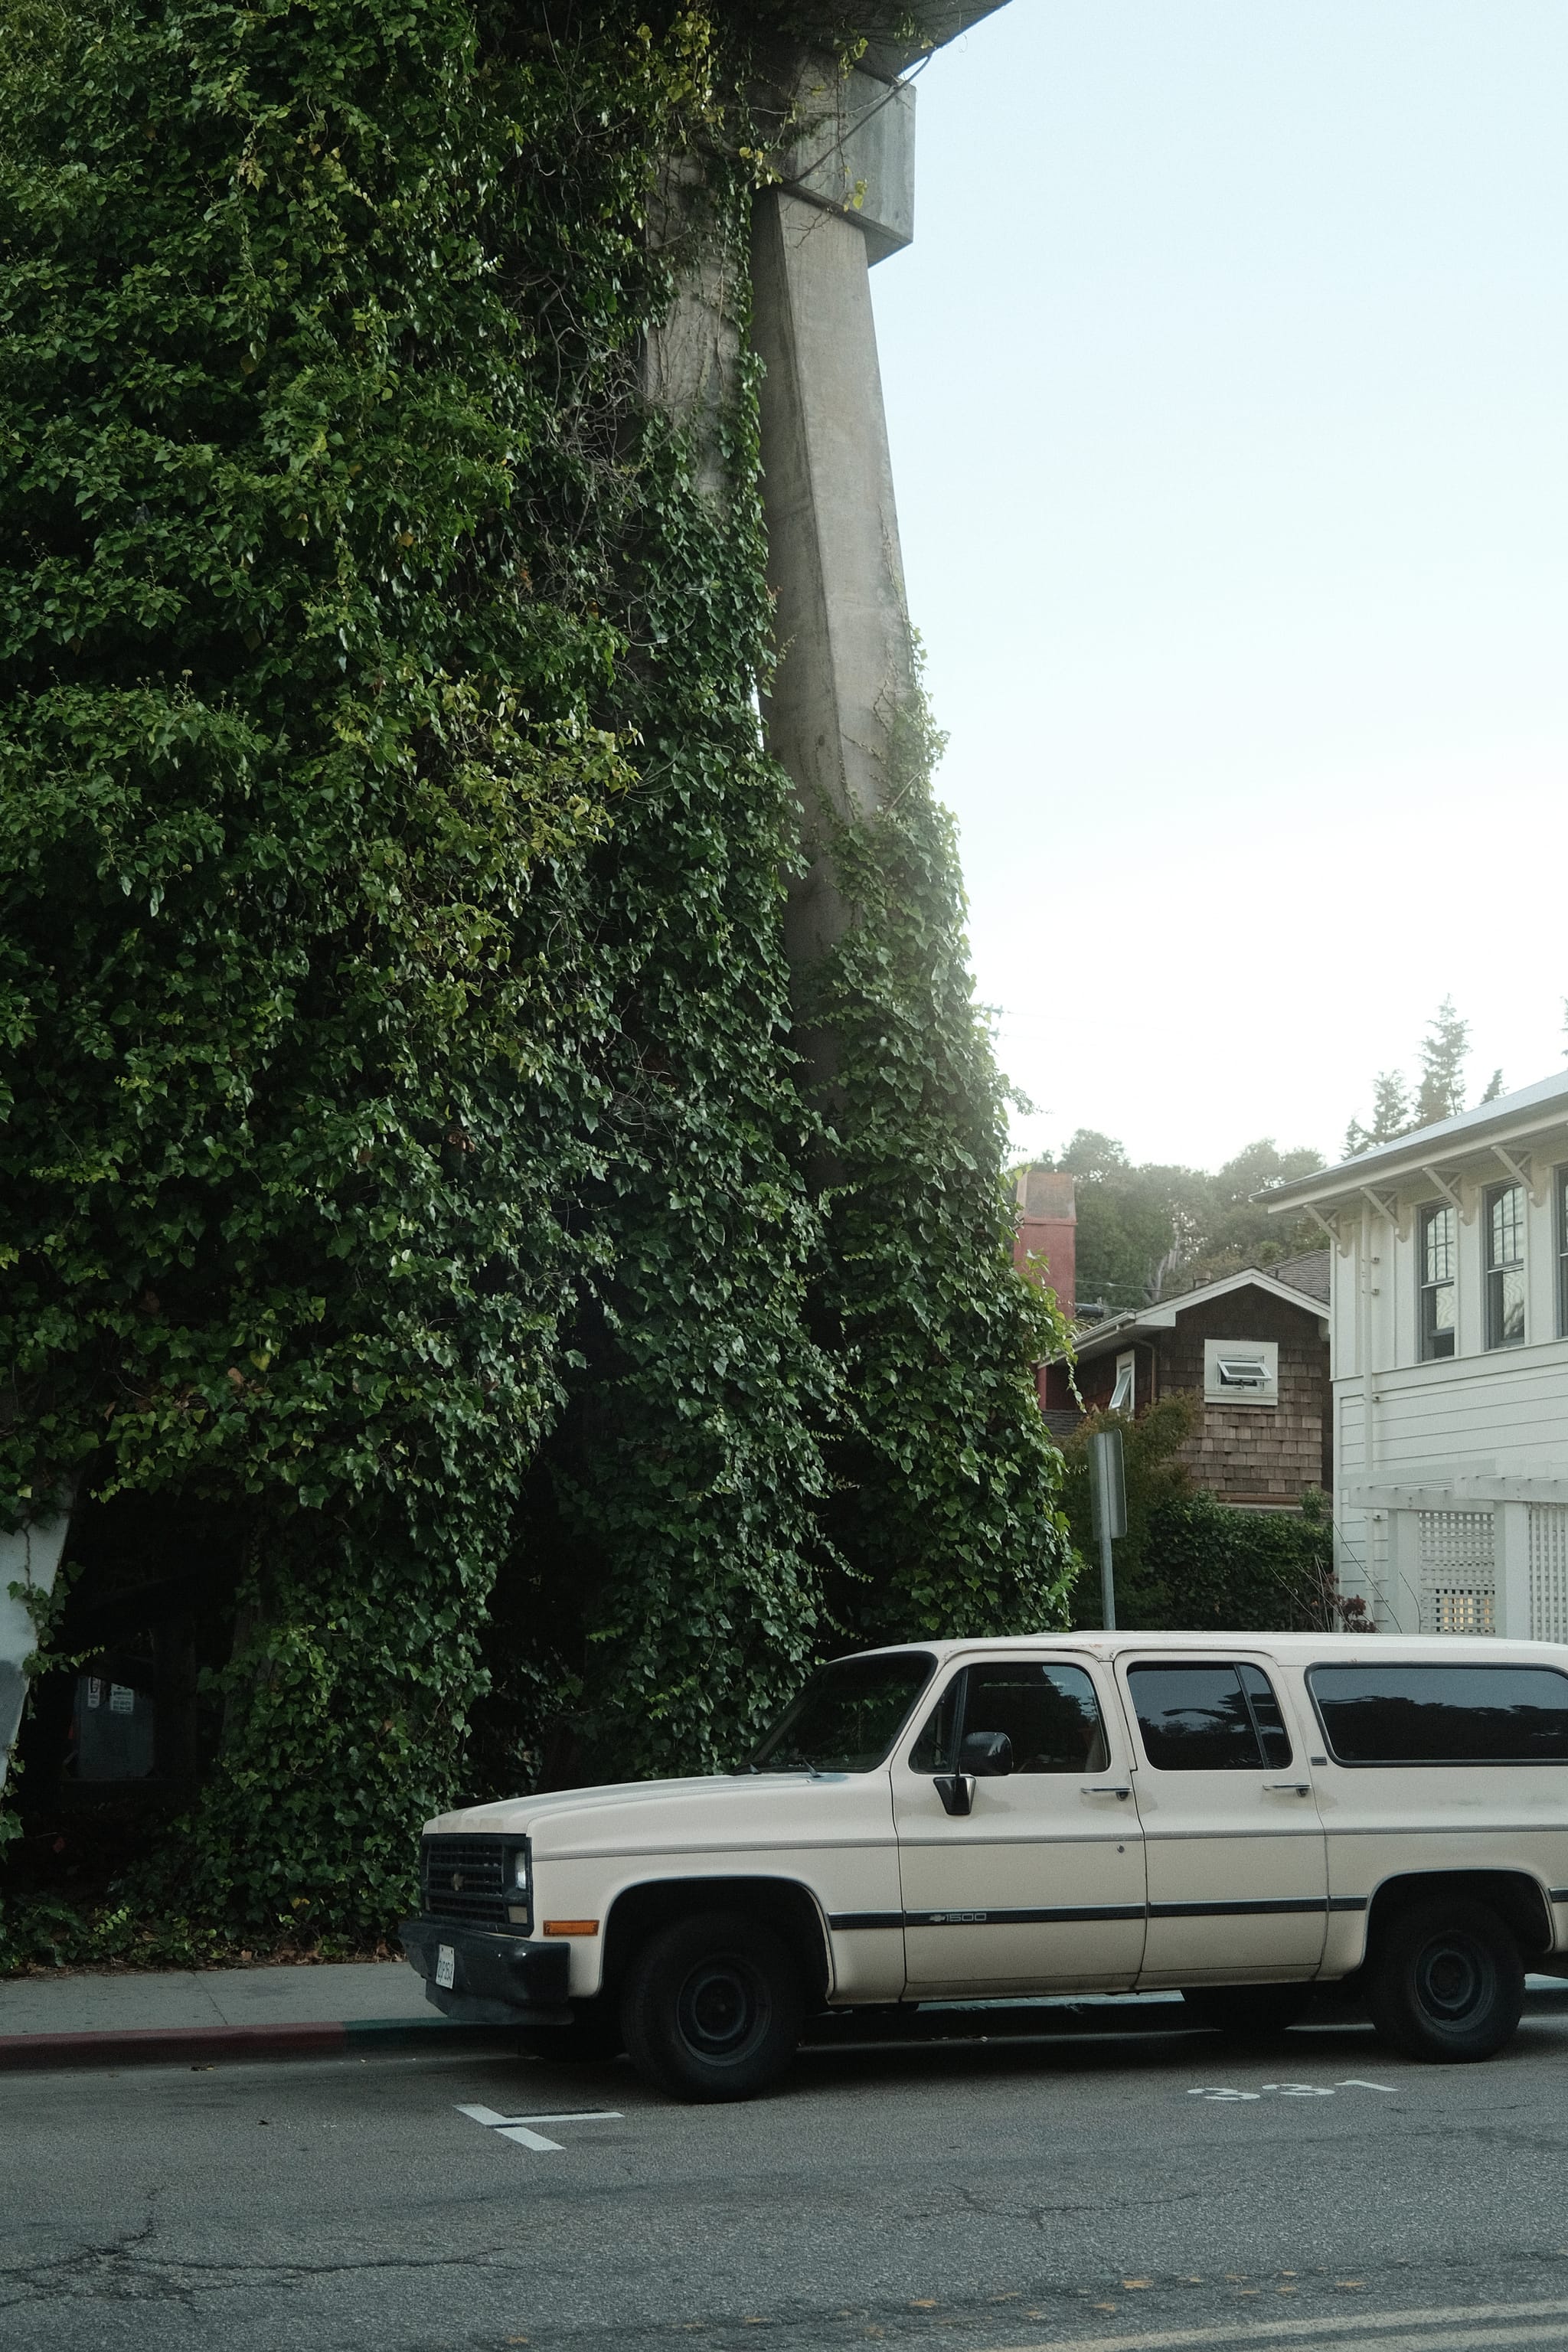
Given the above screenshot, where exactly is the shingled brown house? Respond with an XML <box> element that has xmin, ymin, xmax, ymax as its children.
<box><xmin>1043</xmin><ymin>1253</ymin><xmax>1333</xmax><ymax>1510</ymax></box>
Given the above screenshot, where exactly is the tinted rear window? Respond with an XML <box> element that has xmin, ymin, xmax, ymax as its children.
<box><xmin>1308</xmin><ymin>1664</ymin><xmax>1568</xmax><ymax>1765</ymax></box>
<box><xmin>1127</xmin><ymin>1662</ymin><xmax>1292</xmax><ymax>1771</ymax></box>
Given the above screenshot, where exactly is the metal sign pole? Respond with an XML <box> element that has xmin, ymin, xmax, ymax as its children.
<box><xmin>1088</xmin><ymin>1428</ymin><xmax>1127</xmax><ymax>1634</ymax></box>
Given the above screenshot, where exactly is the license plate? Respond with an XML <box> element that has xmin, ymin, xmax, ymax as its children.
<box><xmin>435</xmin><ymin>1944</ymin><xmax>456</xmax><ymax>1990</ymax></box>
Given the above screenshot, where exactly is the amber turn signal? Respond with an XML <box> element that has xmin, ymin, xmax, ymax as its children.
<box><xmin>542</xmin><ymin>1919</ymin><xmax>599</xmax><ymax>1936</ymax></box>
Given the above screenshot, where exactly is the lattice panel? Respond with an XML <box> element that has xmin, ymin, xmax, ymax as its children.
<box><xmin>1529</xmin><ymin>1505</ymin><xmax>1568</xmax><ymax>1645</ymax></box>
<box><xmin>1426</xmin><ymin>1586</ymin><xmax>1496</xmax><ymax>1637</ymax></box>
<box><xmin>1418</xmin><ymin>1510</ymin><xmax>1495</xmax><ymax>1638</ymax></box>
<box><xmin>1418</xmin><ymin>1510</ymin><xmax>1495</xmax><ymax>1571</ymax></box>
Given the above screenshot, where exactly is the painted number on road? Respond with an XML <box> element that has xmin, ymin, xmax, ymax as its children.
<box><xmin>1187</xmin><ymin>2077</ymin><xmax>1396</xmax><ymax>2102</ymax></box>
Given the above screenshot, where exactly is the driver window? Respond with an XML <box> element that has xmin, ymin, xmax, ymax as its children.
<box><xmin>910</xmin><ymin>1661</ymin><xmax>1110</xmax><ymax>1774</ymax></box>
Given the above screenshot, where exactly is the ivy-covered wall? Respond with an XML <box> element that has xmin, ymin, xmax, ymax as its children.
<box><xmin>0</xmin><ymin>0</ymin><xmax>1068</xmax><ymax>1961</ymax></box>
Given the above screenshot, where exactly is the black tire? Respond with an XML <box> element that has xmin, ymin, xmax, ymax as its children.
<box><xmin>1181</xmin><ymin>1984</ymin><xmax>1313</xmax><ymax>2038</ymax></box>
<box><xmin>1367</xmin><ymin>1899</ymin><xmax>1524</xmax><ymax>2063</ymax></box>
<box><xmin>619</xmin><ymin>1911</ymin><xmax>803</xmax><ymax>2103</ymax></box>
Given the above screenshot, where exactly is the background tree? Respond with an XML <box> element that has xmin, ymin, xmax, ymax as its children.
<box><xmin>1034</xmin><ymin>1133</ymin><xmax>1325</xmax><ymax>1313</ymax></box>
<box><xmin>1344</xmin><ymin>1070</ymin><xmax>1410</xmax><ymax>1156</ymax></box>
<box><xmin>1339</xmin><ymin>996</ymin><xmax>1532</xmax><ymax>1155</ymax></box>
<box><xmin>1413</xmin><ymin>996</ymin><xmax>1471</xmax><ymax>1126</ymax></box>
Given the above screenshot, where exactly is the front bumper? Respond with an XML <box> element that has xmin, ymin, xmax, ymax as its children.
<box><xmin>399</xmin><ymin>1919</ymin><xmax>573</xmax><ymax>2024</ymax></box>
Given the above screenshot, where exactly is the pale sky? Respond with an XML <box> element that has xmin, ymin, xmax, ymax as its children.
<box><xmin>870</xmin><ymin>0</ymin><xmax>1568</xmax><ymax>1172</ymax></box>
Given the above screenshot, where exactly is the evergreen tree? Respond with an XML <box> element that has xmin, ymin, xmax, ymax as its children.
<box><xmin>1413</xmin><ymin>997</ymin><xmax>1471</xmax><ymax>1126</ymax></box>
<box><xmin>1344</xmin><ymin>1070</ymin><xmax>1411</xmax><ymax>1157</ymax></box>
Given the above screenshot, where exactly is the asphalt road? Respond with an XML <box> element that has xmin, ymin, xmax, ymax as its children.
<box><xmin>5</xmin><ymin>1997</ymin><xmax>1568</xmax><ymax>2352</ymax></box>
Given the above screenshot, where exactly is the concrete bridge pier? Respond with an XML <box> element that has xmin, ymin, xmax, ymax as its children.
<box><xmin>748</xmin><ymin>12</ymin><xmax>1007</xmax><ymax>1070</ymax></box>
<box><xmin>0</xmin><ymin>1508</ymin><xmax>71</xmax><ymax>1802</ymax></box>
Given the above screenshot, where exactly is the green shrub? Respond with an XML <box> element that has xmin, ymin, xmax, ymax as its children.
<box><xmin>1060</xmin><ymin>1400</ymin><xmax>1334</xmax><ymax>1632</ymax></box>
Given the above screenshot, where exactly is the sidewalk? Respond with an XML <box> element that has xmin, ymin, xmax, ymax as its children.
<box><xmin>0</xmin><ymin>1953</ymin><xmax>503</xmax><ymax>2073</ymax></box>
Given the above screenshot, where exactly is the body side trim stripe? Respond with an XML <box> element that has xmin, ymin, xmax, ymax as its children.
<box><xmin>1146</xmin><ymin>1896</ymin><xmax>1325</xmax><ymax>1919</ymax></box>
<box><xmin>904</xmin><ymin>1904</ymin><xmax>1147</xmax><ymax>1929</ymax></box>
<box><xmin>831</xmin><ymin>1896</ymin><xmax>1362</xmax><ymax>1932</ymax></box>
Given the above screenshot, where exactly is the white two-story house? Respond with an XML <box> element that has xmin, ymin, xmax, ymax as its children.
<box><xmin>1266</xmin><ymin>1070</ymin><xmax>1568</xmax><ymax>1642</ymax></box>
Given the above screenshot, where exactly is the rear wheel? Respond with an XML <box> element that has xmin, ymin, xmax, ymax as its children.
<box><xmin>1181</xmin><ymin>1984</ymin><xmax>1313</xmax><ymax>2038</ymax></box>
<box><xmin>1367</xmin><ymin>1900</ymin><xmax>1523</xmax><ymax>2062</ymax></box>
<box><xmin>620</xmin><ymin>1911</ymin><xmax>803</xmax><ymax>2103</ymax></box>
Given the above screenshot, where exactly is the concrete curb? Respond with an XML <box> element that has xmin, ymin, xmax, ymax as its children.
<box><xmin>5</xmin><ymin>1981</ymin><xmax>1563</xmax><ymax>2076</ymax></box>
<box><xmin>0</xmin><ymin>2015</ymin><xmax>517</xmax><ymax>2074</ymax></box>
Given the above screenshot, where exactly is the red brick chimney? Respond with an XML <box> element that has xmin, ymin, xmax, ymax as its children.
<box><xmin>1013</xmin><ymin>1168</ymin><xmax>1075</xmax><ymax>1317</ymax></box>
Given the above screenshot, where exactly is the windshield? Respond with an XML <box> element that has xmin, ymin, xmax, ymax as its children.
<box><xmin>747</xmin><ymin>1651</ymin><xmax>937</xmax><ymax>1773</ymax></box>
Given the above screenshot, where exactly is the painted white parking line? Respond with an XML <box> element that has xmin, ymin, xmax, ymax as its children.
<box><xmin>1187</xmin><ymin>2078</ymin><xmax>1396</xmax><ymax>2102</ymax></box>
<box><xmin>493</xmin><ymin>2110</ymin><xmax>627</xmax><ymax>2125</ymax></box>
<box><xmin>976</xmin><ymin>2294</ymin><xmax>1568</xmax><ymax>2352</ymax></box>
<box><xmin>455</xmin><ymin>2102</ymin><xmax>623</xmax><ymax>2155</ymax></box>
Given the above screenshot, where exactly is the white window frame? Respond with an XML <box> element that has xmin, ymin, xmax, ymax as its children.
<box><xmin>1483</xmin><ymin>1180</ymin><xmax>1526</xmax><ymax>1351</ymax></box>
<box><xmin>1203</xmin><ymin>1338</ymin><xmax>1279</xmax><ymax>1408</ymax></box>
<box><xmin>1417</xmin><ymin>1200</ymin><xmax>1457</xmax><ymax>1362</ymax></box>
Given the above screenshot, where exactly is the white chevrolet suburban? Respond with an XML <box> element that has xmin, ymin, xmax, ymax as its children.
<box><xmin>400</xmin><ymin>1631</ymin><xmax>1568</xmax><ymax>2100</ymax></box>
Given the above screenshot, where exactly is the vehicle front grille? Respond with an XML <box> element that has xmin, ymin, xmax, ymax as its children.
<box><xmin>420</xmin><ymin>1834</ymin><xmax>513</xmax><ymax>1931</ymax></box>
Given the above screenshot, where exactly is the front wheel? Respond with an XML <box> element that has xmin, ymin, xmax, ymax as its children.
<box><xmin>1367</xmin><ymin>1900</ymin><xmax>1524</xmax><ymax>2062</ymax></box>
<box><xmin>619</xmin><ymin>1911</ymin><xmax>803</xmax><ymax>2103</ymax></box>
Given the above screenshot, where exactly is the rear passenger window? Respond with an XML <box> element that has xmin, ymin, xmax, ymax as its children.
<box><xmin>1308</xmin><ymin>1664</ymin><xmax>1568</xmax><ymax>1765</ymax></box>
<box><xmin>910</xmin><ymin>1662</ymin><xmax>1110</xmax><ymax>1774</ymax></box>
<box><xmin>1128</xmin><ymin>1662</ymin><xmax>1293</xmax><ymax>1771</ymax></box>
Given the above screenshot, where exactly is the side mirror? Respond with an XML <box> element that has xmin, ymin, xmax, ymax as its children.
<box><xmin>933</xmin><ymin>1731</ymin><xmax>1014</xmax><ymax>1813</ymax></box>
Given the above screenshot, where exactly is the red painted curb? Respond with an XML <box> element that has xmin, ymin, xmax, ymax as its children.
<box><xmin>0</xmin><ymin>2016</ymin><xmax>509</xmax><ymax>2073</ymax></box>
<box><xmin>0</xmin><ymin>2021</ymin><xmax>348</xmax><ymax>2071</ymax></box>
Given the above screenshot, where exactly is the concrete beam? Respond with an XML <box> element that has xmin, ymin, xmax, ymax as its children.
<box><xmin>862</xmin><ymin>1</ymin><xmax>1014</xmax><ymax>78</ymax></box>
<box><xmin>773</xmin><ymin>64</ymin><xmax>916</xmax><ymax>263</ymax></box>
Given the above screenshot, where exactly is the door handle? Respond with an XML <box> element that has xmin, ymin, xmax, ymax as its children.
<box><xmin>1083</xmin><ymin>1784</ymin><xmax>1131</xmax><ymax>1799</ymax></box>
<box><xmin>1265</xmin><ymin>1782</ymin><xmax>1311</xmax><ymax>1795</ymax></box>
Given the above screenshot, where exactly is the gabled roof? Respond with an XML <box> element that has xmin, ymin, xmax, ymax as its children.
<box><xmin>1070</xmin><ymin>1263</ymin><xmax>1330</xmax><ymax>1361</ymax></box>
<box><xmin>1263</xmin><ymin>1247</ymin><xmax>1331</xmax><ymax>1303</ymax></box>
<box><xmin>1263</xmin><ymin>1067</ymin><xmax>1568</xmax><ymax>1215</ymax></box>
